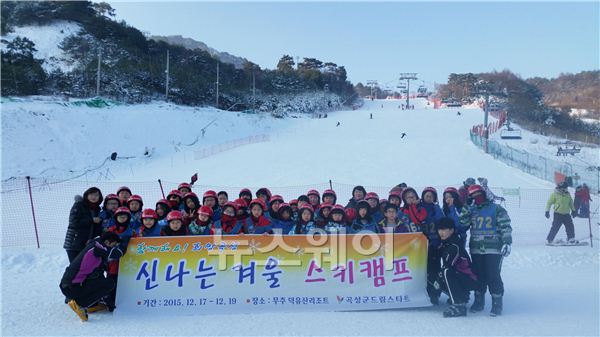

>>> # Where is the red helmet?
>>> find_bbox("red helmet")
[256,187,272,199]
[166,210,183,222]
[319,202,333,210]
[198,205,213,217]
[443,187,459,195]
[468,184,485,196]
[330,204,346,215]
[249,198,267,211]
[127,194,143,207]
[388,190,402,199]
[239,188,252,198]
[103,193,119,206]
[322,189,336,198]
[289,199,299,206]
[298,203,314,214]
[167,189,183,199]
[278,203,292,215]
[156,199,169,208]
[203,190,217,202]
[115,207,132,217]
[222,201,239,214]
[178,182,192,191]
[307,189,320,198]
[232,198,247,209]
[421,187,438,202]
[365,192,380,200]
[344,208,356,222]
[269,195,284,204]
[141,208,158,220]
[183,192,199,201]
[116,186,131,195]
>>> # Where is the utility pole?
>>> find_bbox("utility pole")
[216,62,220,108]
[399,73,417,109]
[165,49,170,101]
[472,85,506,153]
[367,80,378,99]
[96,48,101,96]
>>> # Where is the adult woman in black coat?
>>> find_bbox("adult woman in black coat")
[63,187,103,262]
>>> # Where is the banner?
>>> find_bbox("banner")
[116,233,429,315]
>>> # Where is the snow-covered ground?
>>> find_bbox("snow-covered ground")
[0,21,82,73]
[1,98,599,336]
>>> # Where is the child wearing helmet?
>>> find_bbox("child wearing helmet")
[293,204,316,234]
[272,203,295,235]
[178,182,192,195]
[166,190,184,211]
[431,217,478,318]
[127,195,144,231]
[155,199,170,227]
[100,193,119,232]
[459,184,512,317]
[182,192,201,227]
[315,203,333,229]
[322,189,337,205]
[365,192,383,224]
[266,195,284,221]
[189,206,215,235]
[116,186,132,207]
[307,190,321,212]
[325,205,348,234]
[214,202,245,235]
[545,181,577,244]
[135,209,162,237]
[161,210,188,236]
[349,200,378,234]
[246,199,272,234]
[105,206,134,311]
[203,190,221,222]
[289,199,299,221]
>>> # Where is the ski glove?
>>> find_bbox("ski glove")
[500,244,511,257]
[544,211,550,219]
[571,211,577,218]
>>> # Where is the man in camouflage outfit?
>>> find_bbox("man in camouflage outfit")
[460,184,512,316]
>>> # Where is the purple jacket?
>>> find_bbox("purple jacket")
[60,237,123,286]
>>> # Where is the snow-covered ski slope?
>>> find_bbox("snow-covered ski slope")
[1,97,598,336]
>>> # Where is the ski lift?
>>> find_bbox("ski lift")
[500,121,522,139]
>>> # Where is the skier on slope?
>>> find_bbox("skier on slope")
[545,181,578,245]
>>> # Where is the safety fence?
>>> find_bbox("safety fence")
[193,134,269,160]
[1,177,597,248]
[469,131,600,193]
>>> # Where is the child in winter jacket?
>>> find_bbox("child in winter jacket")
[135,209,162,237]
[166,190,184,211]
[365,192,384,224]
[293,204,316,234]
[266,195,284,221]
[161,210,188,236]
[246,199,273,234]
[377,203,419,233]
[420,187,445,305]
[203,190,222,222]
[214,202,245,235]
[155,199,170,227]
[325,205,347,234]
[349,200,378,233]
[126,195,143,231]
[189,206,215,235]
[442,187,467,245]
[431,217,478,318]
[272,203,295,234]
[315,203,333,229]
[182,192,201,227]
[100,193,119,232]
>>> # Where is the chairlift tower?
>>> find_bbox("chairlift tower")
[399,73,417,108]
[367,80,378,99]
[472,85,507,153]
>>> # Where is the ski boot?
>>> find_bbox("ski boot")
[87,303,108,313]
[490,294,503,316]
[567,238,579,245]
[443,303,467,317]
[68,300,88,322]
[470,291,485,313]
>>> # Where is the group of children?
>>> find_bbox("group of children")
[61,178,512,320]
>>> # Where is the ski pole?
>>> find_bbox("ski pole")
[588,215,594,248]
[158,179,166,199]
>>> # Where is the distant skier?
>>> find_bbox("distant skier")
[457,111,462,116]
[336,121,341,127]
[401,133,406,138]
[370,113,373,119]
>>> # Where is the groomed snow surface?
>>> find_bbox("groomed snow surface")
[1,98,599,336]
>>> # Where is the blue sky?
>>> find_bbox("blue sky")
[108,1,599,88]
